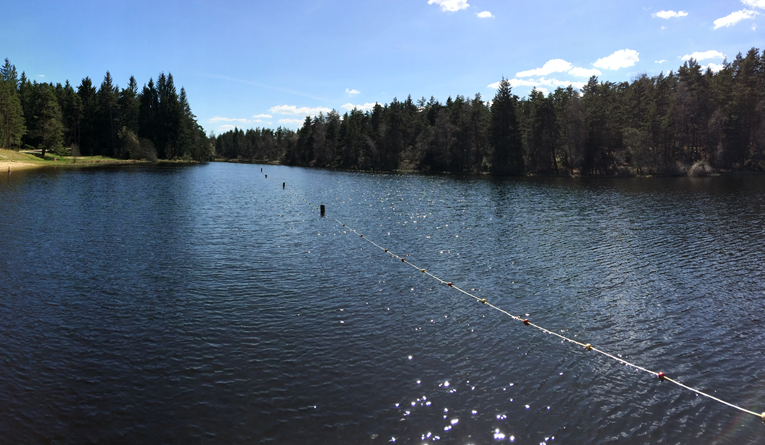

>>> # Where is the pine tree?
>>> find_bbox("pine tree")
[97,71,119,156]
[0,58,26,149]
[490,77,523,175]
[34,83,65,157]
[138,78,158,147]
[119,76,140,133]
[77,77,98,155]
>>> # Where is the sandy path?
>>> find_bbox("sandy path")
[0,161,40,171]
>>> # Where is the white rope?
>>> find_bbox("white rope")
[264,173,764,421]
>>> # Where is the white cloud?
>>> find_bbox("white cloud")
[713,10,758,29]
[742,0,765,9]
[428,0,469,12]
[703,63,725,72]
[269,105,332,116]
[655,59,667,63]
[209,116,249,123]
[341,102,379,112]
[754,23,758,30]
[488,77,586,90]
[38,74,45,78]
[278,118,306,126]
[516,59,573,77]
[654,10,688,19]
[593,49,640,70]
[568,67,602,77]
[253,119,263,123]
[534,87,550,95]
[218,124,238,132]
[680,50,724,61]
[346,88,360,96]
[476,11,493,18]
[253,113,272,118]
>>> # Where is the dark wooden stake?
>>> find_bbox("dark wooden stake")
[320,205,325,216]
[283,182,285,189]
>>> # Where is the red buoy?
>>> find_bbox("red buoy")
[658,372,665,380]
[447,282,453,287]
[523,319,530,325]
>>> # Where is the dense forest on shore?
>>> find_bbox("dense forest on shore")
[0,59,212,162]
[215,48,765,176]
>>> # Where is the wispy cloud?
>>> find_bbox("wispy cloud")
[713,9,758,29]
[593,49,639,70]
[278,118,306,126]
[209,116,249,123]
[253,114,272,118]
[197,73,331,102]
[218,124,239,132]
[654,10,688,19]
[488,77,586,90]
[346,88,360,96]
[428,0,469,12]
[269,105,332,116]
[476,11,493,18]
[516,59,573,77]
[703,63,725,72]
[568,67,601,77]
[38,74,45,78]
[743,0,765,9]
[680,50,724,61]
[341,102,379,112]
[655,59,668,63]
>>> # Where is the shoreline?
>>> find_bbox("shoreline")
[1,148,199,173]
[1,159,159,172]
[214,159,765,179]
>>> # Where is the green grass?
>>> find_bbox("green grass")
[0,148,156,166]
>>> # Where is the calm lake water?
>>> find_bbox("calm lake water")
[1,163,764,444]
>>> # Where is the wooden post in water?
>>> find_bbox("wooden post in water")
[261,168,262,172]
[283,182,285,189]
[320,205,325,216]
[265,174,267,178]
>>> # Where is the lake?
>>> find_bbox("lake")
[1,163,764,444]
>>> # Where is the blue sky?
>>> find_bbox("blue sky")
[2,0,763,134]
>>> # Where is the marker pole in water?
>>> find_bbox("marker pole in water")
[283,182,285,189]
[320,205,325,216]
[265,174,267,178]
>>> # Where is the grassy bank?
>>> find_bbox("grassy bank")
[1,148,195,171]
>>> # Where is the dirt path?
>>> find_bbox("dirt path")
[0,161,40,171]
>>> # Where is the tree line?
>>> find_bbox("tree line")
[213,48,765,176]
[0,58,213,162]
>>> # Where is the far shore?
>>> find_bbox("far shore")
[215,158,765,178]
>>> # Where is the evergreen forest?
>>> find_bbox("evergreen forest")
[0,59,213,162]
[214,48,765,176]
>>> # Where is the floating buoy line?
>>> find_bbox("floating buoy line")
[263,173,764,422]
